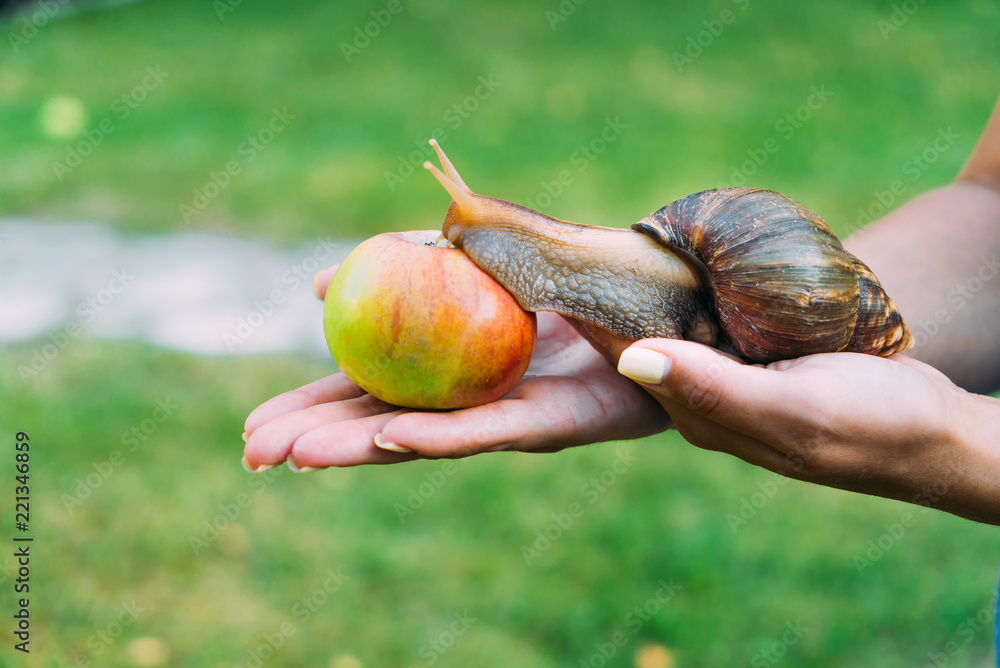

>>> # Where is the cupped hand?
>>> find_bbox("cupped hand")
[615,339,1000,524]
[242,267,668,472]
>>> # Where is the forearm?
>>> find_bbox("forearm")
[845,181,1000,393]
[941,392,1000,524]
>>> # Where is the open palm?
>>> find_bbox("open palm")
[243,309,669,471]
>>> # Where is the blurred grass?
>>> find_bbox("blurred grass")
[2,0,1000,666]
[3,340,1000,667]
[1,0,998,241]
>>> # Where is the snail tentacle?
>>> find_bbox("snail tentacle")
[423,163,477,217]
[428,138,470,190]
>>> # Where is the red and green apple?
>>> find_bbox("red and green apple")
[323,230,537,409]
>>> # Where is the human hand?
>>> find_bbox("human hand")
[241,267,669,472]
[615,339,1000,524]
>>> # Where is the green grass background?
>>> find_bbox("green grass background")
[2,0,1000,666]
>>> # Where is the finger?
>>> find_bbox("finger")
[616,339,799,443]
[245,374,366,433]
[313,264,340,300]
[378,375,666,457]
[656,396,804,477]
[378,399,555,457]
[564,318,636,367]
[289,410,419,469]
[890,352,957,384]
[243,394,397,469]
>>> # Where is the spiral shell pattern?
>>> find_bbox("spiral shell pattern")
[633,188,912,363]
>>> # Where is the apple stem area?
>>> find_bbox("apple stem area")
[427,236,456,248]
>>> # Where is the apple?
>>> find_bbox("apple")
[323,230,537,409]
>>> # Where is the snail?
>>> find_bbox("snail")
[421,139,912,364]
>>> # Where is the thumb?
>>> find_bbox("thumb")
[313,264,340,300]
[617,339,754,418]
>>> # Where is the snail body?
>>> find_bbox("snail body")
[423,140,912,364]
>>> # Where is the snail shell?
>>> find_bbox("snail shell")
[423,141,912,364]
[635,188,912,362]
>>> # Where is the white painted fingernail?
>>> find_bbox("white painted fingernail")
[242,456,277,474]
[242,431,249,443]
[617,347,671,385]
[375,433,412,453]
[286,458,319,473]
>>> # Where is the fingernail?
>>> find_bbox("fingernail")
[374,433,412,453]
[617,347,671,385]
[242,456,277,474]
[287,458,320,473]
[242,431,249,443]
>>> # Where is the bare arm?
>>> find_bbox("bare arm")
[845,95,1000,394]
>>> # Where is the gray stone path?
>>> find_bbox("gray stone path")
[0,219,356,358]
